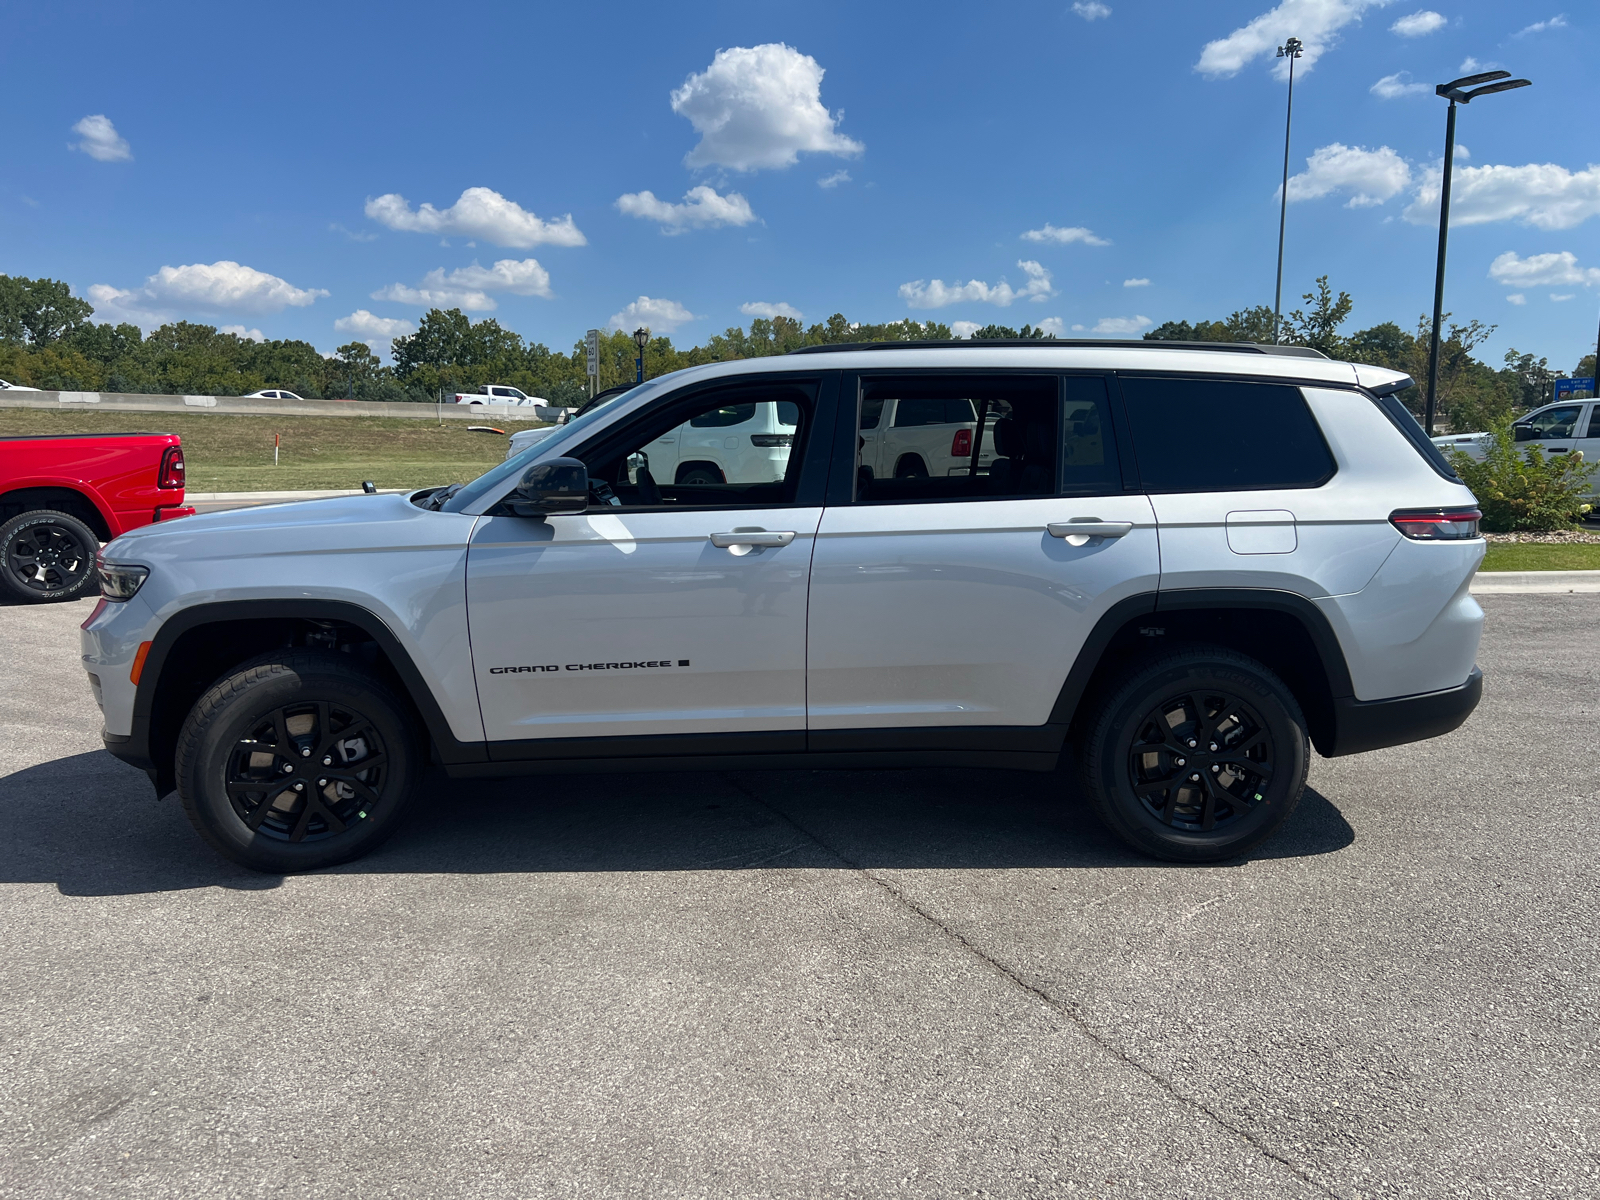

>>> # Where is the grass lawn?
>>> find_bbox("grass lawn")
[1480,542,1600,571]
[0,408,547,492]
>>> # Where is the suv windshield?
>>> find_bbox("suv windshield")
[438,383,648,513]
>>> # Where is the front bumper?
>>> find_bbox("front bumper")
[1324,666,1483,757]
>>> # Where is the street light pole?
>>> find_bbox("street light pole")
[1272,37,1303,345]
[1423,69,1532,436]
[633,327,649,385]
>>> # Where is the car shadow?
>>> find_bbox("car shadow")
[0,752,1356,897]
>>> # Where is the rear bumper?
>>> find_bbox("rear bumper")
[154,505,195,522]
[1324,666,1483,757]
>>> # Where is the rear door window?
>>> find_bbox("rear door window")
[1119,377,1336,493]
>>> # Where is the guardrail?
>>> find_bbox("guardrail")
[0,390,567,422]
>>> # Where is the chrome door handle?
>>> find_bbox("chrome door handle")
[1048,520,1134,541]
[710,531,796,548]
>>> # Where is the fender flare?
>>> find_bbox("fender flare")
[124,599,486,792]
[1046,588,1355,729]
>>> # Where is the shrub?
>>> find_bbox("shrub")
[1449,422,1594,532]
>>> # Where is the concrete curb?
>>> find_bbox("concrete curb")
[186,488,409,514]
[1472,570,1600,594]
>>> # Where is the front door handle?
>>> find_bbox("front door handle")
[710,530,796,548]
[1048,520,1134,542]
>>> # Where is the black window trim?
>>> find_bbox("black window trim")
[828,367,1138,507]
[1113,371,1340,494]
[553,370,839,513]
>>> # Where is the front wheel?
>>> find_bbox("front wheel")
[1081,647,1309,862]
[174,651,424,872]
[0,510,100,603]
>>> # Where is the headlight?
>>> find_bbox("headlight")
[97,557,149,600]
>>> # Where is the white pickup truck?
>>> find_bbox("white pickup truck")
[454,385,570,423]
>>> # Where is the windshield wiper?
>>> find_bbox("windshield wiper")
[424,483,463,511]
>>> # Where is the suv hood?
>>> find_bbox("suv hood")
[101,492,471,561]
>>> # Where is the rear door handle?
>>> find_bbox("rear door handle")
[1048,520,1134,541]
[710,531,796,548]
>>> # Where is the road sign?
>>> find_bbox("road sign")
[585,329,600,378]
[1555,377,1595,398]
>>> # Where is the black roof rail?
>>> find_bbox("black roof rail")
[786,338,1329,360]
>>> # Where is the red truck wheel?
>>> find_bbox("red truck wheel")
[0,511,100,603]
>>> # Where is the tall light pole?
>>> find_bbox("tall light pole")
[633,327,649,385]
[1272,37,1303,345]
[1423,69,1531,435]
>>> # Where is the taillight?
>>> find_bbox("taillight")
[750,434,793,447]
[1390,507,1481,540]
[158,445,185,489]
[951,428,972,457]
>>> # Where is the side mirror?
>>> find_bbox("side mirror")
[508,457,588,517]
[1513,424,1536,442]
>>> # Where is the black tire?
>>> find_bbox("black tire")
[894,455,929,479]
[174,650,424,872]
[1081,646,1309,863]
[0,509,100,603]
[677,464,724,486]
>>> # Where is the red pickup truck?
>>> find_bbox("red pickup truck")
[0,432,193,603]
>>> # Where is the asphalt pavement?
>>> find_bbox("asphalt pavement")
[0,594,1595,1199]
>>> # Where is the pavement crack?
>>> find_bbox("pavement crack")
[720,773,1344,1200]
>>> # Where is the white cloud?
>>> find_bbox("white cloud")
[370,258,553,311]
[899,260,1056,309]
[671,43,863,171]
[89,261,327,327]
[364,187,585,248]
[1123,277,1151,288]
[616,185,757,234]
[1371,71,1430,99]
[1071,324,1087,331]
[1022,223,1110,246]
[1037,317,1067,336]
[1285,143,1411,207]
[1197,0,1391,79]
[1506,293,1526,305]
[817,170,852,188]
[1487,250,1600,289]
[220,325,265,342]
[740,301,803,321]
[329,222,378,243]
[951,321,981,338]
[335,310,417,339]
[1551,293,1575,302]
[609,296,697,333]
[1516,15,1567,36]
[70,114,131,162]
[1072,2,1112,19]
[1404,163,1600,230]
[1390,9,1445,36]
[1091,315,1153,335]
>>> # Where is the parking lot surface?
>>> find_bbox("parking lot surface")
[0,595,1595,1198]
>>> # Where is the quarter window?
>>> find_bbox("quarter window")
[1120,377,1336,493]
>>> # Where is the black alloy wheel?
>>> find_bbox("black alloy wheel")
[175,651,422,872]
[0,510,100,603]
[1081,647,1308,862]
[225,701,389,844]
[1127,689,1273,833]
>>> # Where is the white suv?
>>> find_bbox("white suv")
[84,341,1485,872]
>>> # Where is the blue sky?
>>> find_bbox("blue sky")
[5,0,1597,372]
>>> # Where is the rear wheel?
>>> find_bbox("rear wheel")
[894,455,929,479]
[677,464,724,486]
[1081,647,1308,862]
[174,651,424,872]
[0,510,100,603]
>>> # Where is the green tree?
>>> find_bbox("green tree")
[0,275,95,346]
[1501,348,1555,409]
[1346,321,1414,370]
[1449,422,1593,531]
[1282,276,1353,357]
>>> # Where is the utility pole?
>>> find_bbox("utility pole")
[1272,37,1303,345]
[1423,69,1532,435]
